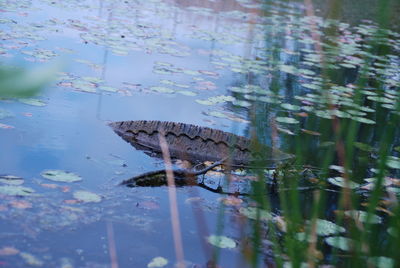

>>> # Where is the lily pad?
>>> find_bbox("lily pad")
[147,257,168,268]
[328,177,360,189]
[275,117,299,124]
[386,156,400,169]
[41,170,82,182]
[344,210,382,224]
[368,257,394,268]
[0,109,13,119]
[0,185,35,196]
[0,175,24,185]
[239,207,273,221]
[73,190,102,203]
[325,236,353,251]
[18,98,47,107]
[207,235,236,249]
[315,219,346,236]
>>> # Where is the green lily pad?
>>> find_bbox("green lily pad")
[0,175,24,185]
[386,156,400,169]
[281,103,301,111]
[73,190,102,203]
[276,117,299,124]
[344,210,382,224]
[0,109,14,119]
[325,236,353,251]
[0,185,35,196]
[315,219,346,236]
[239,207,273,221]
[352,117,375,124]
[149,86,174,93]
[41,170,82,182]
[18,98,47,107]
[328,177,360,189]
[147,257,168,268]
[207,235,236,249]
[353,142,374,152]
[368,257,394,268]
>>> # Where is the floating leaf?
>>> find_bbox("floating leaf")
[73,190,102,203]
[368,257,394,268]
[352,117,375,124]
[0,185,35,196]
[344,210,382,224]
[147,257,168,268]
[149,86,174,93]
[328,177,360,189]
[0,175,24,185]
[18,98,47,107]
[239,207,273,221]
[353,142,373,152]
[325,236,353,251]
[41,170,82,182]
[20,252,43,267]
[386,156,400,169]
[315,219,345,236]
[281,103,300,111]
[0,109,13,119]
[275,117,299,124]
[207,235,236,249]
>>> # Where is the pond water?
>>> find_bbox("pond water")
[1,0,400,267]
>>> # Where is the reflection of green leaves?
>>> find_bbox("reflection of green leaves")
[41,170,82,182]
[0,62,60,98]
[207,235,236,249]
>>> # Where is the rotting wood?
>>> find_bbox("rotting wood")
[109,120,293,167]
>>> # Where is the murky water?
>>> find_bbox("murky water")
[1,0,400,267]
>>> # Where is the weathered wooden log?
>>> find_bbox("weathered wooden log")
[109,120,293,167]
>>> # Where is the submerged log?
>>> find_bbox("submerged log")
[109,120,293,167]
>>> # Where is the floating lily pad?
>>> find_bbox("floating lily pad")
[0,185,35,196]
[207,235,236,249]
[18,98,47,107]
[20,252,43,267]
[147,257,168,268]
[0,175,24,185]
[315,219,346,236]
[344,210,382,224]
[149,86,174,93]
[325,236,353,251]
[73,190,102,203]
[328,177,360,189]
[41,170,82,182]
[276,117,299,124]
[239,207,273,221]
[386,156,400,169]
[368,257,394,268]
[0,109,13,119]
